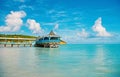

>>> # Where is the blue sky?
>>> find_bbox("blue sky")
[0,0,120,43]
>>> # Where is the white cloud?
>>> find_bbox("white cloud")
[54,24,59,30]
[19,5,34,10]
[92,17,111,37]
[27,19,43,34]
[0,11,26,32]
[77,28,88,38]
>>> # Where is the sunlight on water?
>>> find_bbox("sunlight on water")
[0,44,120,77]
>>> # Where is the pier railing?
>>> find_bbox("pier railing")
[0,37,36,47]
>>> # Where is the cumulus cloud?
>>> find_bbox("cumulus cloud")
[77,28,88,38]
[54,24,59,30]
[92,17,111,37]
[0,11,26,32]
[27,19,43,34]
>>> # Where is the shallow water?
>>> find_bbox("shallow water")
[0,44,120,77]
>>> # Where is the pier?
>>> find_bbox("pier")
[0,37,36,47]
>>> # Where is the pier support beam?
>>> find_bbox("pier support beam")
[17,44,20,47]
[11,44,13,47]
[24,44,25,47]
[30,44,32,47]
[4,44,6,47]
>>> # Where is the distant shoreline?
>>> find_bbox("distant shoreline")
[0,34,67,44]
[0,34,37,38]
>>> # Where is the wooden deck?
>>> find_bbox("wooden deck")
[0,37,36,47]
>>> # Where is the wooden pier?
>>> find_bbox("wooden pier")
[0,37,36,47]
[1,43,33,47]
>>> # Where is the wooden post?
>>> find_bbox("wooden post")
[30,44,32,47]
[4,44,6,47]
[44,44,45,48]
[24,44,25,47]
[17,44,19,47]
[11,44,13,47]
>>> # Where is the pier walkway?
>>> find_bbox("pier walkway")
[0,37,36,47]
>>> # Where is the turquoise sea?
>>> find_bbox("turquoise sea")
[0,44,120,77]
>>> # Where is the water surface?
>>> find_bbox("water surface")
[0,44,120,77]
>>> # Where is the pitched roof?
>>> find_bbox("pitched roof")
[49,30,56,35]
[47,30,60,37]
